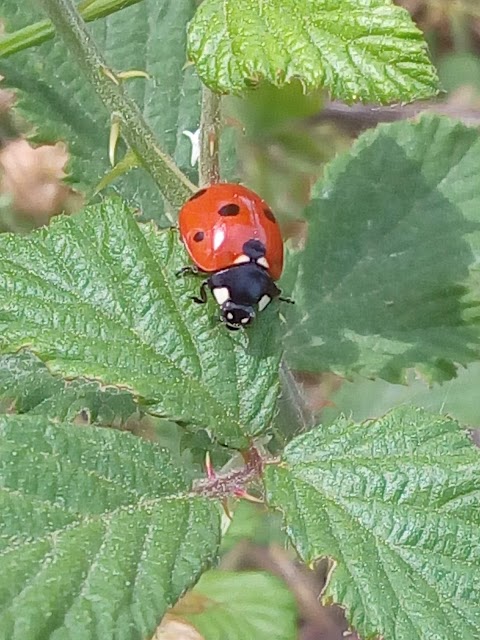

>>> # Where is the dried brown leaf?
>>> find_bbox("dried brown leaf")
[0,75,18,141]
[0,139,83,230]
[171,591,212,616]
[153,614,204,640]
[0,87,15,115]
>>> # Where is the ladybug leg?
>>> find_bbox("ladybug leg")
[270,281,294,305]
[268,280,294,305]
[191,280,210,304]
[176,265,199,277]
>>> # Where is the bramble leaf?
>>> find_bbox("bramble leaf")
[0,414,220,640]
[0,352,140,425]
[187,0,439,103]
[265,406,480,640]
[0,199,282,448]
[285,115,480,383]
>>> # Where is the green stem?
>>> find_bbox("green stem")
[199,86,221,185]
[192,444,265,497]
[0,0,143,58]
[41,0,196,210]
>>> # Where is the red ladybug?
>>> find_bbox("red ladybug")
[178,183,292,330]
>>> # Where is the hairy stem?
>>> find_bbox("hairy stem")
[42,0,196,210]
[192,444,265,498]
[199,86,221,185]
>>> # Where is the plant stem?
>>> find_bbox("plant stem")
[279,359,315,431]
[192,443,265,498]
[0,0,143,58]
[199,86,221,185]
[41,0,196,210]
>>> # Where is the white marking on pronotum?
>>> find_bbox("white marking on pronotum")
[213,228,225,251]
[258,295,271,312]
[233,254,250,265]
[241,317,250,324]
[257,257,269,269]
[213,287,230,306]
[227,312,234,321]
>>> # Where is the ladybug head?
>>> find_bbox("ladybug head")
[220,300,255,331]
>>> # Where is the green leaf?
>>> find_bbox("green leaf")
[0,351,140,424]
[219,502,285,554]
[0,199,282,448]
[265,406,480,640]
[0,414,220,640]
[181,571,297,640]
[322,363,480,429]
[0,0,200,223]
[285,114,480,383]
[187,0,439,103]
[437,52,480,93]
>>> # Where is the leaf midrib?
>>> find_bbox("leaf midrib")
[288,473,480,564]
[288,466,480,521]
[0,491,200,561]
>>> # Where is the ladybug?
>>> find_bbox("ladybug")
[178,183,292,330]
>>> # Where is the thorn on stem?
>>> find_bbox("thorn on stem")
[101,65,120,85]
[234,488,263,504]
[221,498,233,520]
[116,70,150,81]
[205,451,216,480]
[109,118,121,166]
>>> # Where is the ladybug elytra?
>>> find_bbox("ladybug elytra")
[178,183,292,330]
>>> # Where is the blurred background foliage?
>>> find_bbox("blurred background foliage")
[2,1,480,638]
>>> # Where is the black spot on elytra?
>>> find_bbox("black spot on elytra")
[219,203,240,216]
[243,239,266,259]
[188,188,207,201]
[193,231,204,242]
[263,207,276,222]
